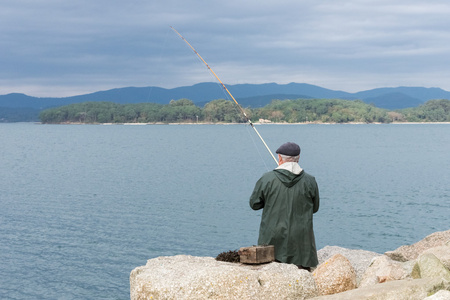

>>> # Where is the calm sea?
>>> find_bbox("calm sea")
[1,123,449,299]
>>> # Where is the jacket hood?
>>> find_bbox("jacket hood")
[273,168,304,187]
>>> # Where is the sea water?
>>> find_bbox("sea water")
[0,123,449,299]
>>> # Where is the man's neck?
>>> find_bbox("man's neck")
[276,162,303,175]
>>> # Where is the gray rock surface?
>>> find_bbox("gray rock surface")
[130,230,450,299]
[415,253,450,281]
[385,229,450,262]
[423,289,450,300]
[359,255,408,288]
[422,245,450,270]
[311,277,450,300]
[130,255,318,300]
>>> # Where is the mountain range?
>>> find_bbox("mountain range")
[1,83,450,117]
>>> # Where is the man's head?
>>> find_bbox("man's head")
[276,142,300,164]
[276,142,300,156]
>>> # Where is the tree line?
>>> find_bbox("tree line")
[39,98,450,124]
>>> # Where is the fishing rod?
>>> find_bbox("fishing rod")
[170,26,278,165]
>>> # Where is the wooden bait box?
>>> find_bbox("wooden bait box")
[238,245,275,264]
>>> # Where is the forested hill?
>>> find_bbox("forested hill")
[39,98,450,124]
[3,83,450,122]
[3,83,450,110]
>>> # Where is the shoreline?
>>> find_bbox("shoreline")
[35,121,450,125]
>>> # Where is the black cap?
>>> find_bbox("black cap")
[276,142,300,156]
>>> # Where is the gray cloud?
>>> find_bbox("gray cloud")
[1,0,450,96]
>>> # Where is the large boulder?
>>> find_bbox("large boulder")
[385,230,450,262]
[414,253,450,281]
[130,255,318,300]
[313,254,357,296]
[359,255,408,288]
[317,246,381,285]
[422,244,450,270]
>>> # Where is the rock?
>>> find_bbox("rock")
[424,289,450,300]
[415,253,450,281]
[130,255,318,300]
[359,255,408,288]
[311,277,450,300]
[403,260,420,279]
[313,254,357,296]
[385,229,450,262]
[317,246,381,285]
[422,245,450,270]
[257,263,318,299]
[131,231,450,299]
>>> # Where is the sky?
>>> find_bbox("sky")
[2,0,450,97]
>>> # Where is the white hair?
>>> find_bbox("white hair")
[279,154,299,162]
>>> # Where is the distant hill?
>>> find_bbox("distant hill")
[362,92,423,110]
[1,83,450,121]
[1,83,343,109]
[0,107,40,122]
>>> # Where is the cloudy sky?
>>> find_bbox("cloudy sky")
[2,0,450,97]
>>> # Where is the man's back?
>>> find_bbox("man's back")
[250,142,320,268]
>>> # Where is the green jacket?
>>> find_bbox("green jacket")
[250,167,320,267]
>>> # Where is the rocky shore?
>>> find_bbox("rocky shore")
[130,229,450,299]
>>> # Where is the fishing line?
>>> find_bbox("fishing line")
[245,124,271,171]
[166,29,236,121]
[170,26,278,165]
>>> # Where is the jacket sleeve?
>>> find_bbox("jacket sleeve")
[249,177,265,210]
[312,179,320,213]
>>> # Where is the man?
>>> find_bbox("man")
[250,142,320,270]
